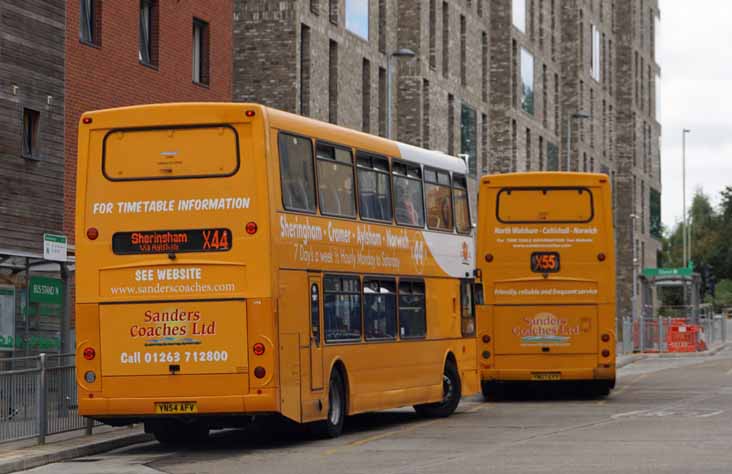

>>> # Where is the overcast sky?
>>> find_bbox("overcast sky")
[659,1,732,228]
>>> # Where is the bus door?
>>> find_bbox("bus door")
[308,275,324,391]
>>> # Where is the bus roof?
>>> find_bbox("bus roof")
[480,172,610,187]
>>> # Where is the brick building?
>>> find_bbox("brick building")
[232,0,663,321]
[64,0,233,242]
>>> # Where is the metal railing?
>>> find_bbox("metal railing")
[0,353,95,445]
[620,313,727,354]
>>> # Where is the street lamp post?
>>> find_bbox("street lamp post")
[682,128,691,268]
[386,48,416,140]
[564,112,591,171]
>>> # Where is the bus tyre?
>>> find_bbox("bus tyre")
[593,381,611,397]
[414,360,461,418]
[313,369,346,438]
[481,381,504,402]
[148,420,209,445]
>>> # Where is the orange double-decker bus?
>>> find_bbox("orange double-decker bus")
[75,103,478,443]
[475,172,616,398]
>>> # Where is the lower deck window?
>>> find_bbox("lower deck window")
[324,275,362,342]
[399,280,426,338]
[364,278,396,340]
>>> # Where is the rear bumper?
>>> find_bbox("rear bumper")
[481,366,615,382]
[79,388,278,418]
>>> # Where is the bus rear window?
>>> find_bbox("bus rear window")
[496,187,594,223]
[103,125,240,181]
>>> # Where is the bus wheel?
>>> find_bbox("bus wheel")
[313,369,346,438]
[414,360,461,418]
[148,420,209,445]
[593,381,611,397]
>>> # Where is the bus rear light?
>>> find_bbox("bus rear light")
[601,349,611,358]
[83,347,96,360]
[84,371,96,383]
[485,253,494,263]
[86,227,99,240]
[246,222,258,235]
[82,117,93,124]
[482,351,491,359]
[253,343,266,356]
[245,110,256,117]
[601,334,610,343]
[254,366,266,379]
[482,335,491,343]
[597,253,606,262]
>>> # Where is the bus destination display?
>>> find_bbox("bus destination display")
[112,229,232,255]
[530,252,560,273]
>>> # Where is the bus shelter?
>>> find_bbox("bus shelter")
[0,248,75,361]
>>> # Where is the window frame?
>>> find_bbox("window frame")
[278,131,318,214]
[397,278,427,340]
[460,279,476,337]
[315,141,358,219]
[21,108,41,160]
[192,18,210,86]
[424,166,455,232]
[363,277,397,341]
[495,186,596,224]
[323,274,363,344]
[391,159,426,229]
[356,151,393,223]
[139,0,158,68]
[451,173,472,235]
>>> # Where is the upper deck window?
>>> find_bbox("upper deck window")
[357,152,392,222]
[392,161,425,227]
[279,133,317,212]
[103,125,239,181]
[424,168,454,231]
[496,187,595,223]
[452,174,471,234]
[316,142,357,218]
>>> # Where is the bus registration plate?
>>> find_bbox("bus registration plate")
[154,402,198,414]
[531,372,561,381]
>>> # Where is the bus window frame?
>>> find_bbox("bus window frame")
[356,151,394,224]
[102,123,241,182]
[452,173,472,235]
[391,159,427,229]
[495,186,595,224]
[424,166,455,233]
[397,278,427,340]
[315,140,358,219]
[277,131,318,214]
[323,273,363,344]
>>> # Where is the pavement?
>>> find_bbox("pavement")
[3,343,731,474]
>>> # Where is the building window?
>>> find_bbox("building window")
[398,280,426,339]
[422,79,431,148]
[329,40,338,124]
[324,275,362,342]
[481,113,488,174]
[525,127,531,170]
[364,278,397,340]
[316,142,356,218]
[520,48,535,115]
[139,0,158,66]
[192,19,210,85]
[442,2,449,78]
[650,188,662,239]
[362,58,371,132]
[300,25,311,116]
[513,0,526,32]
[378,67,386,137]
[481,31,488,102]
[425,168,453,231]
[22,108,40,159]
[279,133,316,212]
[378,0,386,52]
[460,15,466,86]
[79,0,101,46]
[539,136,544,170]
[460,104,477,178]
[345,0,369,40]
[429,0,437,69]
[311,0,320,15]
[393,161,425,227]
[591,24,601,81]
[511,119,517,171]
[448,94,455,155]
[329,0,338,25]
[357,152,392,222]
[547,142,559,171]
